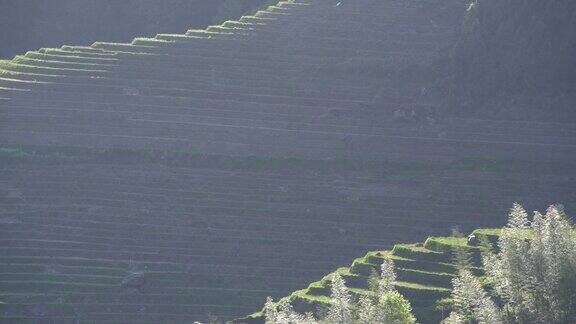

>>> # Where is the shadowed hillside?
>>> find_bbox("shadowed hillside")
[0,0,274,59]
[0,0,574,322]
[450,0,576,120]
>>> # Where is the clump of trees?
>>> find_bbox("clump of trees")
[264,203,576,324]
[446,203,576,323]
[264,258,416,324]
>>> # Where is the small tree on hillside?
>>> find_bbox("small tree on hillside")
[264,257,415,323]
[264,297,317,324]
[357,258,416,324]
[378,258,397,296]
[327,273,353,324]
[357,294,378,324]
[379,290,417,324]
[264,297,281,323]
[450,269,502,323]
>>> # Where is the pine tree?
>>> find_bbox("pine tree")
[357,257,415,324]
[264,258,415,324]
[489,203,533,317]
[474,203,576,323]
[523,206,575,323]
[264,297,280,324]
[442,311,465,324]
[327,273,352,324]
[263,297,319,324]
[451,269,503,323]
[357,294,378,324]
[508,202,529,229]
[378,258,397,296]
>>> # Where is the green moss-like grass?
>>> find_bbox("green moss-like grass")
[238,229,502,324]
[0,60,10,68]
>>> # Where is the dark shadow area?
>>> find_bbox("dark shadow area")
[0,0,574,322]
[449,0,576,120]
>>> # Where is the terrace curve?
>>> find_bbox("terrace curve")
[0,0,575,323]
[237,228,505,323]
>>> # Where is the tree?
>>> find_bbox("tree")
[264,297,281,323]
[448,203,576,324]
[442,311,465,324]
[450,269,502,324]
[357,294,378,324]
[264,257,416,323]
[327,273,353,324]
[357,257,415,324]
[379,290,417,324]
[378,258,397,296]
[263,296,318,324]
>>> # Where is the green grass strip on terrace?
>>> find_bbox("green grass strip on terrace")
[25,51,119,62]
[395,280,450,292]
[85,1,286,52]
[16,57,115,68]
[131,37,176,45]
[5,62,108,73]
[423,237,473,254]
[36,48,118,61]
[472,228,502,237]
[0,86,29,92]
[241,229,505,322]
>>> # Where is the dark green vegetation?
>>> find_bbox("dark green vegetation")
[0,0,574,322]
[0,0,274,59]
[238,228,501,323]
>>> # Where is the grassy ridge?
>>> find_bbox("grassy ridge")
[236,229,501,324]
[0,0,281,59]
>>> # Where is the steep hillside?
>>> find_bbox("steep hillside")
[450,0,576,120]
[236,228,501,323]
[0,0,575,323]
[0,0,275,59]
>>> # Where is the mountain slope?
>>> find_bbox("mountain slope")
[0,0,574,322]
[236,228,501,323]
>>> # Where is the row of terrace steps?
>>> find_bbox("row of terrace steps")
[0,1,463,84]
[236,229,502,324]
[1,148,574,322]
[2,92,574,160]
[6,0,574,159]
[0,149,446,323]
[1,0,574,322]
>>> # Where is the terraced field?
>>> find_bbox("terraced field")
[237,229,501,324]
[0,0,575,323]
